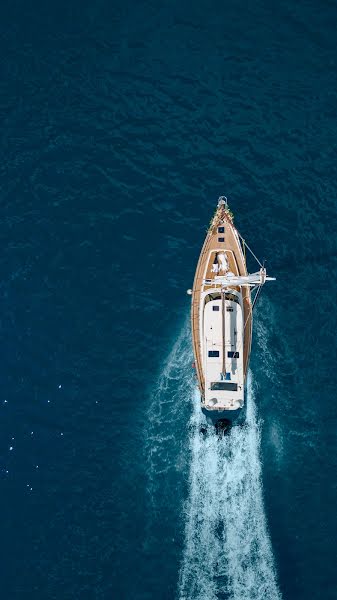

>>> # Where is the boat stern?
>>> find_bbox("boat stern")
[201,402,246,433]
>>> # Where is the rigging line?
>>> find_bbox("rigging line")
[243,284,262,332]
[219,205,263,269]
[239,236,263,268]
[226,216,263,268]
[243,303,252,332]
[243,289,255,332]
[252,284,263,311]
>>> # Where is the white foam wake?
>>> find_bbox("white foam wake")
[145,321,193,512]
[178,376,282,600]
[144,319,281,599]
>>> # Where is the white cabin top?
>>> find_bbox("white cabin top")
[201,288,244,411]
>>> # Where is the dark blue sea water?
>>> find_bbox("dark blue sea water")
[1,1,336,599]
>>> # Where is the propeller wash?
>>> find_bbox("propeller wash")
[178,379,282,600]
[145,323,281,599]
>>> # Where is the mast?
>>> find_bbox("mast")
[222,289,226,376]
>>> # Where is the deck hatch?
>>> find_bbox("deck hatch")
[208,350,220,357]
[228,351,239,358]
[210,382,238,391]
[218,226,224,233]
[218,237,225,242]
[212,306,220,311]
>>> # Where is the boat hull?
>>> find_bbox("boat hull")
[191,200,252,426]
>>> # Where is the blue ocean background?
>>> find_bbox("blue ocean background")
[1,1,336,598]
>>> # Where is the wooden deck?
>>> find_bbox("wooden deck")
[191,204,252,399]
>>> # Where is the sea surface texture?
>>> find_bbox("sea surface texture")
[1,1,336,599]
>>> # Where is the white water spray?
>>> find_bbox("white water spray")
[145,320,281,600]
[145,322,193,512]
[178,377,281,600]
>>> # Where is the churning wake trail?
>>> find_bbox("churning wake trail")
[178,378,282,600]
[145,320,281,600]
[145,321,193,517]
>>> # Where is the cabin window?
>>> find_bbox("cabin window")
[218,227,224,233]
[212,306,220,311]
[204,293,221,305]
[218,237,225,242]
[208,350,220,357]
[210,382,238,391]
[228,351,239,358]
[225,292,240,304]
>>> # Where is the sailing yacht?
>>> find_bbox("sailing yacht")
[189,197,275,432]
